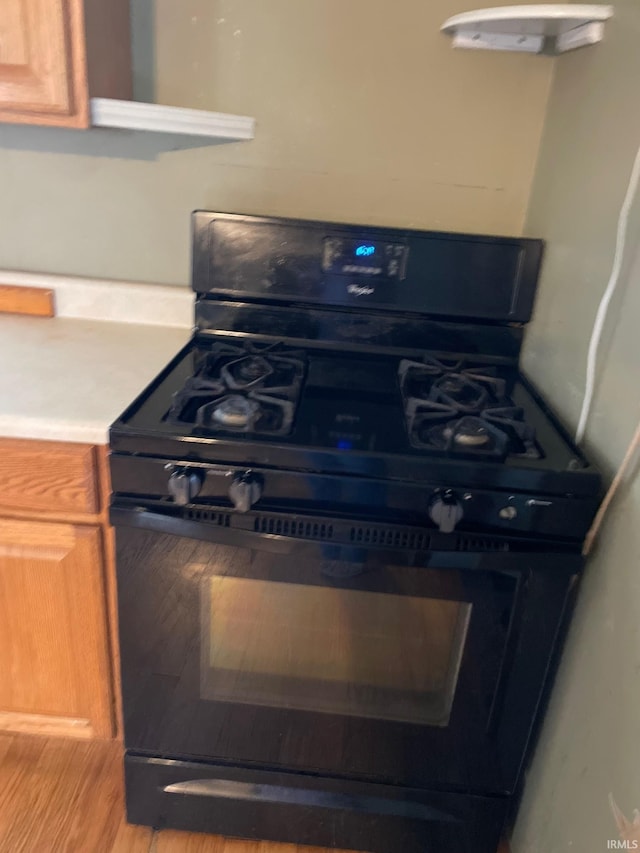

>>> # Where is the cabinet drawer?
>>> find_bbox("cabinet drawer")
[0,439,99,515]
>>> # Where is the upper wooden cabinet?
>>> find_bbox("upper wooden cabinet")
[0,1,255,140]
[0,0,132,128]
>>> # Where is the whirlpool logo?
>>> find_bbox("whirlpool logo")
[347,284,375,296]
[609,794,640,849]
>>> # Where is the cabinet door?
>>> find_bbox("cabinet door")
[0,518,113,738]
[0,0,88,126]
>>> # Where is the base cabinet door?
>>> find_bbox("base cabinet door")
[0,518,113,738]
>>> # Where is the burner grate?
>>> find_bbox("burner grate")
[167,341,306,437]
[399,357,541,461]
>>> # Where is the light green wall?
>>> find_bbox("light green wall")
[0,0,552,285]
[514,1,640,849]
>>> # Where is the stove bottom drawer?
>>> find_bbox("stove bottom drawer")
[124,753,507,853]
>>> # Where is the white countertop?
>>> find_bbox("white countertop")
[0,316,192,444]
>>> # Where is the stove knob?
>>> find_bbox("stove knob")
[428,490,464,534]
[168,469,203,506]
[229,472,262,513]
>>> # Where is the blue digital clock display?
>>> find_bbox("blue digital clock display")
[355,244,376,257]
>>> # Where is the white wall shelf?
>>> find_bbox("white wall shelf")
[441,5,613,54]
[90,98,255,141]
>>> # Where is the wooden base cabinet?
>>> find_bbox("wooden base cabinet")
[0,519,113,738]
[0,439,117,740]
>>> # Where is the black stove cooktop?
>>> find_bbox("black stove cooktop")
[164,340,542,462]
[111,335,596,494]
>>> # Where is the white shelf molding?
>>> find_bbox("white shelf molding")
[441,4,613,54]
[90,98,255,141]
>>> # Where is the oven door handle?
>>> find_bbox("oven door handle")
[110,505,298,553]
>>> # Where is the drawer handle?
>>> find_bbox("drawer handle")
[164,779,456,822]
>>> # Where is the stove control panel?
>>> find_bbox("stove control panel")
[322,236,408,280]
[111,456,596,543]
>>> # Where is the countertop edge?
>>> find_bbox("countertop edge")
[0,418,110,446]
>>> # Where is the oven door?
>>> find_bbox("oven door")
[112,504,578,795]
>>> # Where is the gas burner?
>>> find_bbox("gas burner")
[166,340,305,437]
[430,374,489,413]
[222,356,274,389]
[414,412,508,460]
[193,393,295,435]
[209,395,260,428]
[445,417,492,447]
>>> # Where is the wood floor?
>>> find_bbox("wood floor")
[0,733,510,852]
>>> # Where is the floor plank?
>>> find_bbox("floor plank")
[0,734,149,853]
[0,733,50,853]
[111,816,154,853]
[155,830,226,852]
[0,733,508,853]
[34,739,117,851]
[155,831,360,852]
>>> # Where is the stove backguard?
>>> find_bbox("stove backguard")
[192,211,543,325]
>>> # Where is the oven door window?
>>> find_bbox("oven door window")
[202,575,471,726]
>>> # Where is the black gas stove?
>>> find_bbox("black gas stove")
[110,212,601,853]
